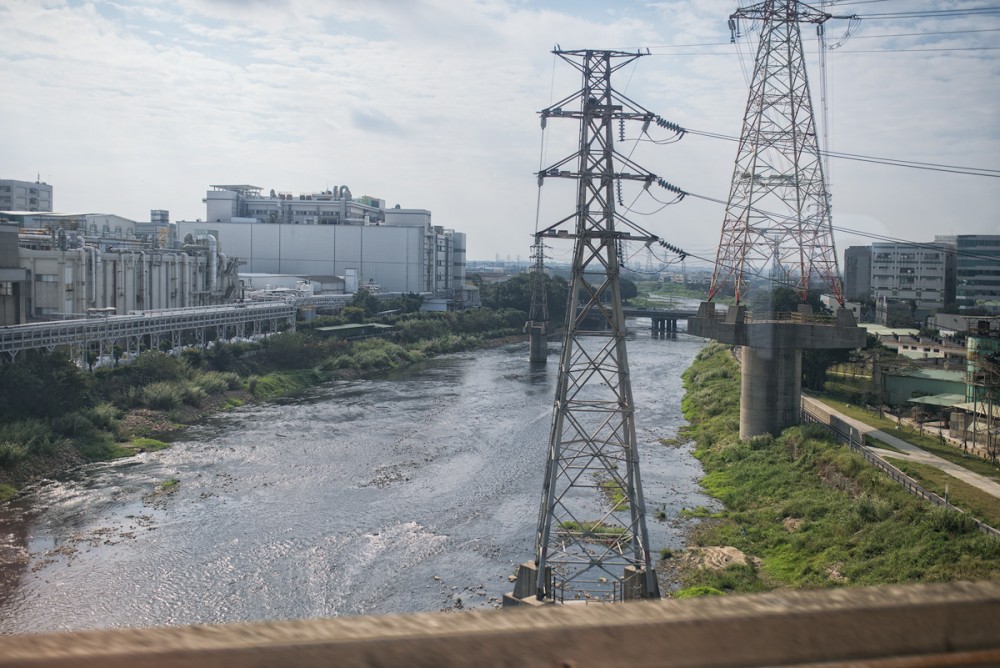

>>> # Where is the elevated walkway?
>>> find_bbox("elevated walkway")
[0,302,297,364]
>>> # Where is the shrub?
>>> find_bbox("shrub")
[852,494,894,524]
[0,441,28,466]
[143,382,183,410]
[927,507,979,535]
[51,412,98,438]
[181,384,208,407]
[193,371,238,395]
[0,420,56,456]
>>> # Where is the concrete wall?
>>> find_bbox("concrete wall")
[177,221,428,294]
[0,582,996,667]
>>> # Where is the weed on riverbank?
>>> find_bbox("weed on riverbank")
[664,344,1000,597]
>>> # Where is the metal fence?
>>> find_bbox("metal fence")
[801,406,1000,538]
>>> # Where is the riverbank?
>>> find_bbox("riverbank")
[0,314,531,499]
[0,325,708,630]
[660,343,1000,597]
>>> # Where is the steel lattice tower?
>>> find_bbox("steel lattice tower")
[709,0,849,307]
[513,48,675,603]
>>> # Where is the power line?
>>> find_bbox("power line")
[845,27,1000,39]
[863,7,1000,19]
[678,189,1000,264]
[682,127,1000,177]
[838,45,1000,52]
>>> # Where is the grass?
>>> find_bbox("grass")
[884,457,1000,529]
[599,478,629,511]
[0,483,16,501]
[130,437,169,452]
[812,395,1000,483]
[159,478,179,491]
[250,370,315,400]
[672,344,1000,596]
[864,436,903,453]
[558,520,629,542]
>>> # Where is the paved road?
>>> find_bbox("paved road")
[801,396,1000,500]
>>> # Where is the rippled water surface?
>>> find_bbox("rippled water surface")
[0,322,709,633]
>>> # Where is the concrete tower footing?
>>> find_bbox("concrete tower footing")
[688,301,867,439]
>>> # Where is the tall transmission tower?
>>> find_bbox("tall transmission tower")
[525,234,550,362]
[507,48,685,605]
[709,0,856,307]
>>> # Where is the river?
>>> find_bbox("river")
[0,320,710,633]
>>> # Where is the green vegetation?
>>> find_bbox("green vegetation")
[130,438,169,452]
[159,478,179,491]
[0,305,531,495]
[559,520,629,542]
[673,586,724,598]
[599,477,629,511]
[812,395,1000,482]
[671,344,1000,597]
[633,280,710,305]
[0,483,16,501]
[884,457,1000,528]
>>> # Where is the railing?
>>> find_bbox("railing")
[801,405,1000,538]
[696,308,837,325]
[745,311,836,325]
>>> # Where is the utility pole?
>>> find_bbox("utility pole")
[506,48,685,605]
[709,0,857,307]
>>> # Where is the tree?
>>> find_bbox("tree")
[619,277,638,303]
[348,290,383,318]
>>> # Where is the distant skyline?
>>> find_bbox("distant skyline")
[2,0,997,265]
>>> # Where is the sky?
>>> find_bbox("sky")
[1,0,998,268]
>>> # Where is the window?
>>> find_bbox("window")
[35,274,57,283]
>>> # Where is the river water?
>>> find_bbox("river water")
[0,320,709,633]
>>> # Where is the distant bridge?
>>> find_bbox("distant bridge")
[622,307,696,333]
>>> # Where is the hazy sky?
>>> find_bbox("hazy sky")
[2,0,997,266]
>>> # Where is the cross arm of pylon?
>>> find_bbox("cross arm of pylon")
[729,0,860,36]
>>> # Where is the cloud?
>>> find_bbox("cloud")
[350,107,407,137]
[0,0,996,261]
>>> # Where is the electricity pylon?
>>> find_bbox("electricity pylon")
[709,0,856,307]
[508,48,684,604]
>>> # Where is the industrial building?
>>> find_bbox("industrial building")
[0,181,240,324]
[0,178,52,212]
[178,184,467,300]
[869,241,954,314]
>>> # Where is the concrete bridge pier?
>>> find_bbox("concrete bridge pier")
[525,322,548,363]
[740,338,802,439]
[688,301,867,439]
[650,317,677,334]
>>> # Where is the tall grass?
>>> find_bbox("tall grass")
[672,344,1000,596]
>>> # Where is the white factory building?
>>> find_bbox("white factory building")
[177,184,467,297]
